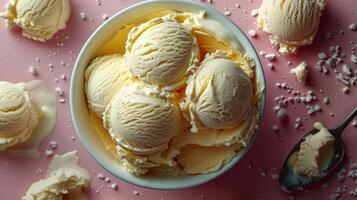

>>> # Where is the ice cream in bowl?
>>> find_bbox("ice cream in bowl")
[70,0,265,189]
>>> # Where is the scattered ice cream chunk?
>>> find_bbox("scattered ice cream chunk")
[294,122,335,177]
[22,151,91,200]
[291,62,308,83]
[103,83,181,156]
[181,52,254,132]
[1,0,71,42]
[257,0,326,54]
[125,15,198,90]
[85,54,131,117]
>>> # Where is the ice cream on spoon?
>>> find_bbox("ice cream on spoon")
[280,106,357,192]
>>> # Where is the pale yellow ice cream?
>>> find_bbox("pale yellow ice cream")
[177,144,241,174]
[291,62,308,83]
[85,11,260,176]
[125,15,199,91]
[181,52,254,133]
[104,83,181,156]
[22,151,91,200]
[1,0,71,42]
[85,54,131,117]
[0,81,40,151]
[295,122,335,178]
[257,0,326,54]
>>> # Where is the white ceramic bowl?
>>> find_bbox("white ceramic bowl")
[70,0,266,190]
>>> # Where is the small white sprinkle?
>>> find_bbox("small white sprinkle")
[251,9,259,17]
[104,177,111,183]
[102,14,108,21]
[224,10,231,16]
[271,174,279,180]
[28,66,38,76]
[323,97,330,104]
[98,173,105,180]
[110,183,118,190]
[45,150,54,157]
[133,191,140,196]
[55,87,64,97]
[352,120,357,127]
[272,125,279,133]
[80,12,87,20]
[350,24,357,31]
[248,29,257,38]
[351,55,357,64]
[265,53,276,62]
[261,171,267,177]
[58,99,66,104]
[60,74,67,81]
[318,52,328,60]
[49,141,57,149]
[343,87,350,94]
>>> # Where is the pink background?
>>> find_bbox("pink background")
[1,0,357,199]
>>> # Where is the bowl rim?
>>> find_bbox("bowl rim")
[70,0,266,190]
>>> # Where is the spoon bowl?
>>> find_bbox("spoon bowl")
[279,131,345,192]
[279,106,357,192]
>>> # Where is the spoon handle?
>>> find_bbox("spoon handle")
[330,106,357,136]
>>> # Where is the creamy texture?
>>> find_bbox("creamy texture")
[125,15,198,91]
[0,81,56,158]
[1,0,71,42]
[104,83,181,156]
[177,144,241,174]
[85,11,259,176]
[258,0,326,54]
[85,54,131,116]
[22,151,91,200]
[181,52,253,133]
[295,122,335,178]
[291,62,308,83]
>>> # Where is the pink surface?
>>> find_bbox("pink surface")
[0,0,357,199]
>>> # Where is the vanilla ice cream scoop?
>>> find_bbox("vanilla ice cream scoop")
[181,52,253,133]
[1,0,71,42]
[85,54,131,116]
[295,122,335,178]
[258,0,326,54]
[104,83,181,156]
[125,15,198,90]
[0,81,40,151]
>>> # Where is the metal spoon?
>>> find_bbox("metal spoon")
[279,106,357,192]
